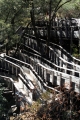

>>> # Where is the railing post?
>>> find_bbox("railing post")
[44,69,46,82]
[37,64,39,75]
[52,71,54,85]
[78,27,80,56]
[54,53,56,64]
[32,38,34,49]
[35,63,37,72]
[60,73,62,89]
[70,26,74,55]
[42,68,44,80]
[59,26,62,46]
[1,59,3,69]
[8,62,9,74]
[70,75,72,119]
[16,67,17,76]
[60,59,62,67]
[12,65,14,74]
[38,64,41,74]
[11,79,14,92]
[49,49,50,59]
[51,52,54,62]
[65,62,67,69]
[5,61,6,70]
[71,70,74,76]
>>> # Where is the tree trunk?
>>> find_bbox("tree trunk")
[46,0,52,58]
[30,3,40,52]
[6,43,8,55]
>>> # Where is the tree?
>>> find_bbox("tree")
[74,0,80,17]
[30,0,73,58]
[0,0,74,55]
[0,0,30,54]
[58,0,80,18]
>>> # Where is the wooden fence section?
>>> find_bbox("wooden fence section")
[0,54,60,96]
[22,35,80,73]
[26,18,79,39]
[17,52,80,93]
[1,53,80,94]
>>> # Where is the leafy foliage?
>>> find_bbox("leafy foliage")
[0,0,30,53]
[59,0,80,18]
[0,0,79,54]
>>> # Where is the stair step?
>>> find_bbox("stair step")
[3,91,13,94]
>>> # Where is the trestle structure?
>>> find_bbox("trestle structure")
[0,50,80,94]
[18,33,80,94]
[22,35,80,73]
[0,52,62,105]
[0,19,80,105]
[23,34,80,64]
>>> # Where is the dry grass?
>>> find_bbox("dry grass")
[10,91,54,120]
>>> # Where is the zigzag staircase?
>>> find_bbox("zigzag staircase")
[20,33,80,93]
[0,30,80,116]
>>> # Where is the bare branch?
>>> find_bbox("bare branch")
[51,0,72,21]
[55,0,62,12]
[5,10,10,23]
[56,0,72,12]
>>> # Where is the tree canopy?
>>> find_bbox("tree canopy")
[0,0,79,53]
[58,0,80,18]
[0,0,30,53]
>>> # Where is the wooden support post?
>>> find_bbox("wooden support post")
[8,62,9,74]
[12,65,13,74]
[70,75,72,119]
[16,67,17,76]
[60,59,62,67]
[5,61,6,70]
[42,68,44,79]
[79,27,80,56]
[59,27,62,46]
[70,26,74,55]
[60,73,62,91]
[52,71,54,85]
[44,69,46,83]
[37,65,39,75]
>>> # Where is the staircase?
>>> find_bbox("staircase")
[17,33,80,94]
[0,26,80,115]
[0,53,46,107]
